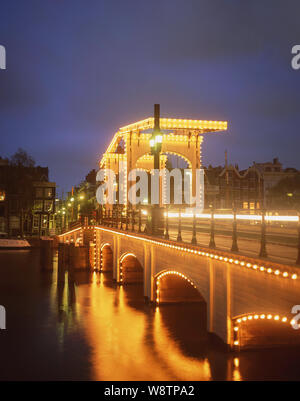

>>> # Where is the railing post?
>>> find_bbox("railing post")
[296,212,300,265]
[125,206,129,231]
[131,207,135,232]
[191,209,197,245]
[120,207,123,230]
[177,207,182,242]
[100,206,103,226]
[231,206,239,252]
[116,206,119,228]
[259,208,267,258]
[165,207,169,240]
[138,206,142,233]
[209,206,216,249]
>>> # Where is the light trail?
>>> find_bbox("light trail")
[163,212,299,222]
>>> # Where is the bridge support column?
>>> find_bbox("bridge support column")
[208,259,214,334]
[113,235,120,281]
[143,243,151,300]
[208,259,232,347]
[150,245,155,302]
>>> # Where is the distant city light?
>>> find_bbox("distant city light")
[165,212,299,222]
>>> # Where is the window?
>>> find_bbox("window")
[41,215,48,228]
[44,200,53,212]
[33,215,39,228]
[35,188,43,198]
[0,190,5,201]
[243,202,248,209]
[45,188,53,198]
[33,200,43,211]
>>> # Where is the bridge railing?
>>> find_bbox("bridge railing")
[97,206,300,266]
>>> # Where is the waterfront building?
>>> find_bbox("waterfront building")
[0,161,56,237]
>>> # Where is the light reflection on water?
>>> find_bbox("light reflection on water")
[1,249,300,381]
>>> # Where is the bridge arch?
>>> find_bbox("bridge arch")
[119,252,143,284]
[154,270,207,305]
[161,151,192,169]
[100,242,113,272]
[231,312,300,350]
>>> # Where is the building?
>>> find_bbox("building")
[203,157,298,210]
[254,158,297,205]
[56,169,98,232]
[218,164,263,210]
[0,161,56,237]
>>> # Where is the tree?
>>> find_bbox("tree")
[267,173,300,209]
[10,148,35,167]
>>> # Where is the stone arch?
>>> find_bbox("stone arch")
[161,151,192,169]
[231,312,300,350]
[100,242,113,272]
[154,270,207,305]
[119,252,143,284]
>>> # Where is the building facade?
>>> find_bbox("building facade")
[0,160,56,237]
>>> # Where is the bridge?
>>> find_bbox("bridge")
[58,108,300,350]
[58,220,300,350]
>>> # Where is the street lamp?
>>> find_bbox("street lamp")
[147,104,164,236]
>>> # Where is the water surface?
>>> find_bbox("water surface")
[0,250,300,380]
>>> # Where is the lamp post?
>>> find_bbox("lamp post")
[148,104,164,236]
[296,212,300,265]
[209,204,216,249]
[259,208,267,258]
[231,204,239,252]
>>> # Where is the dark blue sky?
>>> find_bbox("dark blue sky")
[0,0,300,194]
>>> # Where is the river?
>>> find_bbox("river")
[0,249,300,380]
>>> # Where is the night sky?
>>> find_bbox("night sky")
[1,0,300,195]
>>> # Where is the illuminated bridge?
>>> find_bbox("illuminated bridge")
[58,113,300,350]
[58,218,300,351]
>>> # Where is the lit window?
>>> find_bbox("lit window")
[33,200,43,211]
[45,188,53,198]
[44,200,53,212]
[0,190,5,201]
[42,215,48,228]
[33,215,39,228]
